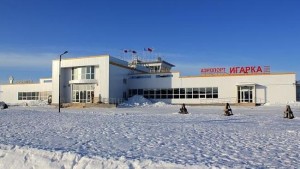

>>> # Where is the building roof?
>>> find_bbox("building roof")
[138,60,175,67]
[182,72,296,78]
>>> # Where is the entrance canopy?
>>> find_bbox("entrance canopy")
[236,83,256,104]
[236,82,256,86]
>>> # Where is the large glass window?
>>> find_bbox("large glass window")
[18,91,52,100]
[149,89,155,99]
[167,89,173,99]
[180,88,185,99]
[174,88,179,99]
[186,88,193,98]
[132,89,138,96]
[156,74,173,78]
[193,88,199,98]
[155,89,161,99]
[161,89,167,99]
[72,66,95,80]
[130,75,151,79]
[213,87,218,98]
[200,88,206,98]
[206,87,213,98]
[138,89,143,95]
[144,89,149,98]
[128,87,218,100]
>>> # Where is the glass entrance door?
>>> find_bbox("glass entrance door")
[240,89,249,103]
[238,86,253,103]
[72,84,94,103]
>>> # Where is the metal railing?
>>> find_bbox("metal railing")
[99,98,125,105]
[195,97,266,105]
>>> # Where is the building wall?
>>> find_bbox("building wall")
[106,56,146,103]
[128,73,296,104]
[297,85,300,101]
[52,55,110,104]
[1,54,297,105]
[97,57,110,103]
[108,64,131,103]
[0,82,52,104]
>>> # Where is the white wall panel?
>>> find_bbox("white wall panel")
[0,83,52,104]
[128,73,296,104]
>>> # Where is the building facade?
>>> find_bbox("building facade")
[0,78,52,104]
[0,55,298,105]
[128,72,296,105]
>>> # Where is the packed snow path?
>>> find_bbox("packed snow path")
[0,105,299,168]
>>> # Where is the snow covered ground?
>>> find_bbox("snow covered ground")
[0,97,300,169]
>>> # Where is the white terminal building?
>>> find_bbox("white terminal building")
[0,54,299,106]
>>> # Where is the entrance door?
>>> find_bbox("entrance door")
[240,89,249,103]
[238,86,253,103]
[72,84,94,103]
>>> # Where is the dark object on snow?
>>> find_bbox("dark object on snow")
[0,101,8,109]
[179,103,188,114]
[224,103,233,116]
[284,105,294,119]
[47,95,52,105]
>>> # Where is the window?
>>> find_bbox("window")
[132,89,137,96]
[72,66,95,80]
[167,89,173,99]
[138,89,143,95]
[200,88,206,98]
[161,89,167,99]
[128,87,218,100]
[174,88,179,99]
[144,89,149,98]
[149,66,161,72]
[130,75,151,79]
[18,91,52,101]
[193,88,199,98]
[156,74,173,78]
[155,89,161,99]
[180,88,185,99]
[40,91,52,100]
[81,68,86,79]
[43,79,52,83]
[206,87,213,98]
[213,87,218,98]
[149,89,155,99]
[186,88,193,98]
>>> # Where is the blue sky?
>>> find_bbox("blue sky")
[1,0,300,82]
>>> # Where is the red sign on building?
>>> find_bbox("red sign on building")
[201,66,271,75]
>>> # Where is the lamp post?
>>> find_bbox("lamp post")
[59,51,68,113]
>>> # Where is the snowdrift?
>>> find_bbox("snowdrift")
[7,100,50,107]
[0,144,201,169]
[118,95,167,107]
